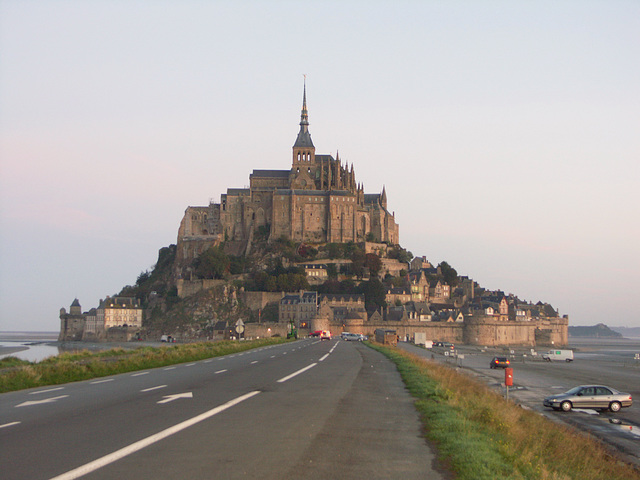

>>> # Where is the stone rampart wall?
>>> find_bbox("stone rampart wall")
[244,322,290,338]
[242,291,284,310]
[177,279,227,298]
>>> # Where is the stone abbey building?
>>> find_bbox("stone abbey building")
[177,85,400,263]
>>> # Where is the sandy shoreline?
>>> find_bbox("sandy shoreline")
[0,346,30,356]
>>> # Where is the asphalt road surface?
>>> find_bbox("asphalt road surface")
[0,339,445,480]
[399,339,640,468]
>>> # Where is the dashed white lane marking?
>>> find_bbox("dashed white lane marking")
[0,421,21,429]
[30,387,64,395]
[49,391,261,480]
[140,385,167,393]
[90,379,114,385]
[15,395,69,408]
[277,363,317,383]
[215,369,227,374]
[185,363,196,367]
[319,354,330,362]
[251,361,258,364]
[204,360,213,363]
[131,372,149,377]
[164,367,176,370]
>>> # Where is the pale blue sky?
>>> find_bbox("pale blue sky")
[1,1,638,331]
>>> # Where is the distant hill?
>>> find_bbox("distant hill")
[610,326,640,339]
[568,323,622,338]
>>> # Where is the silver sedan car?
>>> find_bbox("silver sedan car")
[543,385,633,412]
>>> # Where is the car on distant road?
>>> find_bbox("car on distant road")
[490,357,510,369]
[309,330,322,337]
[342,333,361,341]
[543,385,633,412]
[320,330,332,341]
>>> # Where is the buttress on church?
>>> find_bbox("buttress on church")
[177,85,400,263]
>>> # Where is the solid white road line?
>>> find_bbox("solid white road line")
[277,363,317,383]
[49,391,261,480]
[0,421,21,429]
[30,387,64,395]
[140,385,167,393]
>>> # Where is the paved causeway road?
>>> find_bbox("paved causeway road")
[0,339,445,480]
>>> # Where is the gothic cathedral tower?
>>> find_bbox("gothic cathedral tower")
[291,81,318,190]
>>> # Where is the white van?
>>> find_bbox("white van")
[542,349,574,362]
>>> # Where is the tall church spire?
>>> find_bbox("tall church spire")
[294,78,314,148]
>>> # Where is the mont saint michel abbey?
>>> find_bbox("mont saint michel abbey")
[60,85,568,347]
[177,85,399,263]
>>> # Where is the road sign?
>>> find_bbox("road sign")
[235,319,245,334]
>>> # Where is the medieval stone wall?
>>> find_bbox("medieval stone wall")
[242,291,283,311]
[177,279,227,298]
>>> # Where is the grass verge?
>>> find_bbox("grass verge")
[369,343,640,480]
[0,338,290,393]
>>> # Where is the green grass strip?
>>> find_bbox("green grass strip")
[0,338,290,393]
[369,343,640,480]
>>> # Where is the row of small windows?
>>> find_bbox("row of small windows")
[278,196,354,203]
[296,152,312,162]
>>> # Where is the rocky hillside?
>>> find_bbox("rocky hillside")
[568,323,622,338]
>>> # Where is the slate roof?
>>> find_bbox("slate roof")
[251,170,290,178]
[226,188,250,196]
[364,194,381,204]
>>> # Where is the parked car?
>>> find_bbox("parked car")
[542,349,574,362]
[543,385,633,412]
[309,330,322,337]
[342,333,361,341]
[320,330,332,341]
[490,357,510,369]
[358,334,368,341]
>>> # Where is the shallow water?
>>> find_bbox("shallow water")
[0,332,61,362]
[0,341,61,362]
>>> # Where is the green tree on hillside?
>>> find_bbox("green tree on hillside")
[192,246,230,279]
[438,261,458,287]
[359,278,387,311]
[365,253,382,277]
